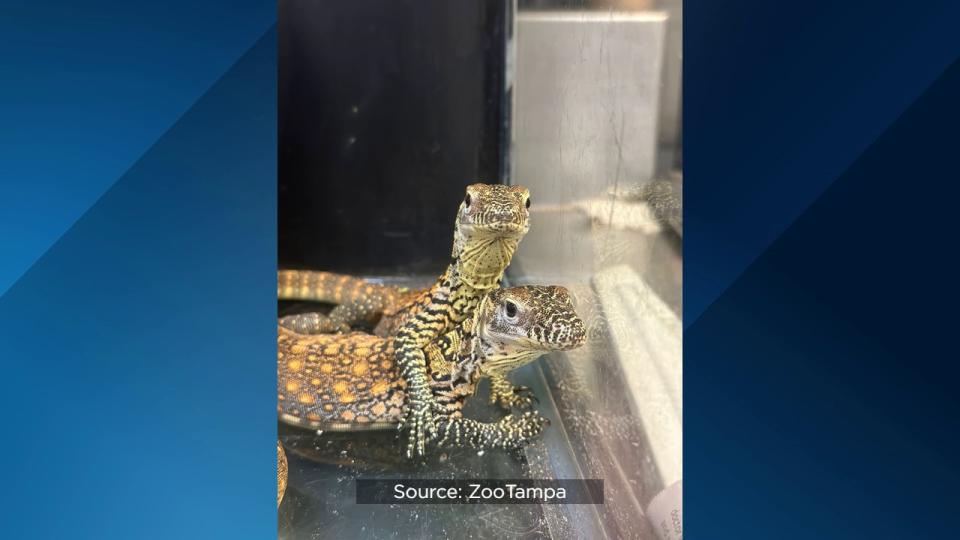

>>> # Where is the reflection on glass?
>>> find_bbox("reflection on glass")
[508,8,682,538]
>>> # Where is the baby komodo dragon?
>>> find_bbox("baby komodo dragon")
[278,183,532,456]
[277,285,585,450]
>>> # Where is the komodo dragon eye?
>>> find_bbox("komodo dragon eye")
[525,197,531,209]
[504,301,518,319]
[464,193,472,208]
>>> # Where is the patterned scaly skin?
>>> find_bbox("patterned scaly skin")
[279,184,531,456]
[277,441,287,507]
[394,185,530,457]
[277,286,585,450]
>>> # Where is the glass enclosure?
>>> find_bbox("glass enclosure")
[279,0,682,538]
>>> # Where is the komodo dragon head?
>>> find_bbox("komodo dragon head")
[451,183,531,290]
[452,285,586,382]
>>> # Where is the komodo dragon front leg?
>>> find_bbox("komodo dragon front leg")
[488,374,538,411]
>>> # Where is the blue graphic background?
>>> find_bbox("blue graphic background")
[0,2,276,537]
[0,1,276,298]
[2,0,960,537]
[686,1,960,538]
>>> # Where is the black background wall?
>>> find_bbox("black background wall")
[278,0,509,274]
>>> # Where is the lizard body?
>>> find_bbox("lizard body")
[277,286,585,449]
[277,441,287,507]
[279,183,532,456]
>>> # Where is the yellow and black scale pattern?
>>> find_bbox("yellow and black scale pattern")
[277,442,287,507]
[278,286,586,450]
[278,183,533,457]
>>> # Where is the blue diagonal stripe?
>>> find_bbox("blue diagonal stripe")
[0,25,277,539]
[0,0,276,298]
[686,55,960,539]
[685,52,960,329]
[685,0,960,326]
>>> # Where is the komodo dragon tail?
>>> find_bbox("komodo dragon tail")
[278,269,388,304]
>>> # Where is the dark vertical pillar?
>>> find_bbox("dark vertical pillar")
[278,0,508,274]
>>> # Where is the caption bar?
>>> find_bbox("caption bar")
[356,479,604,504]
